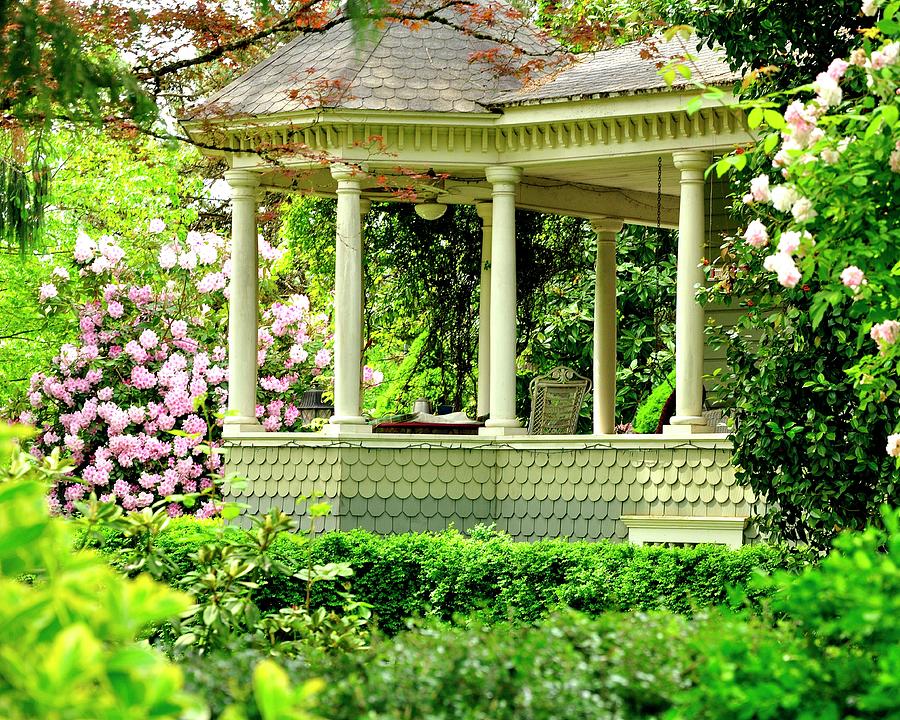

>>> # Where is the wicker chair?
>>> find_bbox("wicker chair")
[527,366,591,435]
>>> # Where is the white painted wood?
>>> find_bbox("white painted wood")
[223,170,262,434]
[622,515,747,548]
[481,166,526,436]
[591,218,622,435]
[475,203,492,419]
[327,165,370,433]
[666,151,711,434]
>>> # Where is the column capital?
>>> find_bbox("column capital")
[224,169,261,199]
[475,202,493,224]
[672,151,709,173]
[590,217,624,237]
[330,163,364,184]
[485,165,523,185]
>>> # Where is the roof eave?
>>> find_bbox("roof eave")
[490,78,740,109]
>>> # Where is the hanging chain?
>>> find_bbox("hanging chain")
[652,157,664,368]
[656,156,662,231]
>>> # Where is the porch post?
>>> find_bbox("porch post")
[327,165,370,433]
[590,218,622,435]
[475,202,492,419]
[359,197,371,368]
[665,151,710,434]
[223,169,262,434]
[481,166,524,436]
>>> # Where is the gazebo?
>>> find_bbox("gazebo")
[184,0,761,546]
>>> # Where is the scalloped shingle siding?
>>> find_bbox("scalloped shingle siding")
[224,442,761,543]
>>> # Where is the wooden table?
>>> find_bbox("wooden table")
[373,421,484,436]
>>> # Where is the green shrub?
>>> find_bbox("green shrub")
[99,519,793,635]
[181,611,694,720]
[0,427,201,719]
[179,511,900,720]
[674,507,900,719]
[632,366,675,432]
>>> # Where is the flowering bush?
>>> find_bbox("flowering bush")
[18,220,346,516]
[704,0,900,545]
[728,1,900,441]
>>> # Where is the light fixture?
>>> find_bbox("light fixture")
[414,202,447,221]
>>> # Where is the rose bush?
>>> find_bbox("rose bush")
[17,219,379,516]
[705,0,900,545]
[726,0,899,438]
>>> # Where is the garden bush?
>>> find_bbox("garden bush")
[181,610,694,720]
[675,506,900,719]
[179,508,900,720]
[96,519,793,635]
[0,425,200,719]
[703,6,900,547]
[632,366,675,433]
[15,219,381,517]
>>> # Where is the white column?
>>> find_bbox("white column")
[481,166,525,436]
[223,169,262,435]
[359,198,371,362]
[475,202,492,420]
[590,218,622,435]
[665,151,710,434]
[327,165,370,434]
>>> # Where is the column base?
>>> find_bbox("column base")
[324,419,372,435]
[663,417,714,436]
[479,424,528,437]
[222,418,264,437]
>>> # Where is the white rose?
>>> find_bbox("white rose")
[791,197,818,224]
[771,184,799,212]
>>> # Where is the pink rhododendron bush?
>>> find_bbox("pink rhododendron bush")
[702,1,900,547]
[18,222,336,516]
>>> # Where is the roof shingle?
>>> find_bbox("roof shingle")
[489,36,738,106]
[188,0,557,118]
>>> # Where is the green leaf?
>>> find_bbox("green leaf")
[221,503,241,520]
[253,660,293,720]
[865,114,885,140]
[762,109,785,130]
[747,106,764,129]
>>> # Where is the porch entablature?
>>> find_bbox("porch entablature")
[189,94,748,176]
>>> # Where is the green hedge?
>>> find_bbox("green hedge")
[181,611,693,720]
[99,519,791,635]
[179,511,900,720]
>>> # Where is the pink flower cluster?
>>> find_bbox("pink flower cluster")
[840,266,866,291]
[870,320,900,352]
[23,220,356,514]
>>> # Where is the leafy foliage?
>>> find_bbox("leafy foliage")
[0,424,200,719]
[182,510,900,720]
[0,0,156,125]
[166,505,372,656]
[710,297,899,547]
[666,0,874,94]
[705,11,900,546]
[182,610,695,720]
[95,518,792,636]
[675,507,900,719]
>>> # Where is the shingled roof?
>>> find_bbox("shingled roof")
[189,0,559,118]
[489,36,738,106]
